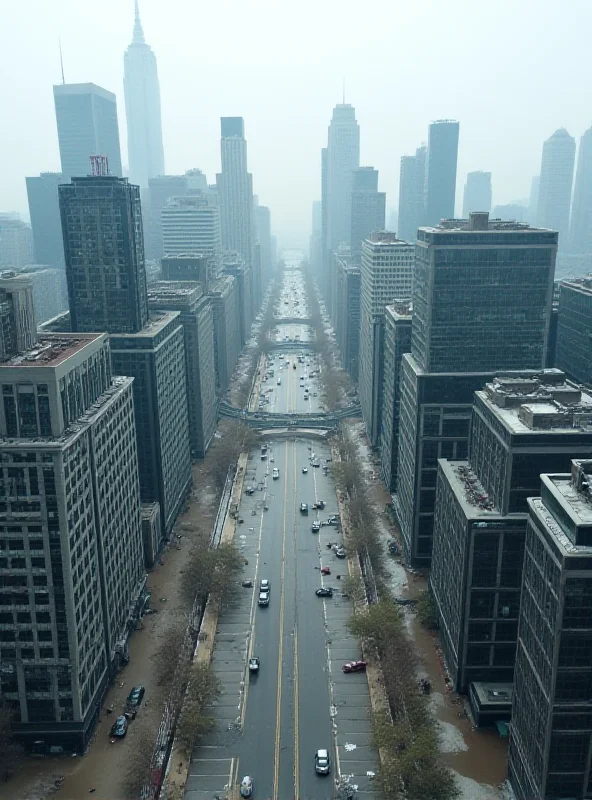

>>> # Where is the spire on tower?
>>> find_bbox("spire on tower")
[132,0,145,44]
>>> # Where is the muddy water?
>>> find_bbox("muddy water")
[0,467,216,800]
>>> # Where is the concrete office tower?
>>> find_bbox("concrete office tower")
[569,126,592,253]
[0,273,37,357]
[396,214,557,565]
[59,175,148,334]
[216,118,254,270]
[310,200,322,271]
[254,203,272,284]
[430,372,592,695]
[326,104,360,251]
[208,275,240,393]
[462,171,492,217]
[555,276,592,384]
[398,145,426,243]
[25,173,65,267]
[123,0,165,188]
[53,83,122,180]
[223,252,252,344]
[146,174,188,260]
[148,282,216,458]
[0,332,144,751]
[359,232,414,446]
[537,128,576,249]
[17,266,69,325]
[425,120,459,227]
[111,312,191,538]
[162,195,222,281]
[320,147,329,294]
[350,167,386,261]
[333,255,361,382]
[161,254,210,285]
[509,460,592,800]
[0,216,33,268]
[380,302,412,492]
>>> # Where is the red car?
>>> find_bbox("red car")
[342,660,367,674]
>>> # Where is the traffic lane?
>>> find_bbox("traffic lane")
[294,445,334,800]
[238,440,290,798]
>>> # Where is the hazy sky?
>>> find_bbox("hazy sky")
[2,0,591,246]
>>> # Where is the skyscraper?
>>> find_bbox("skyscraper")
[569,126,592,254]
[25,173,65,267]
[537,128,576,248]
[254,203,272,284]
[350,167,386,261]
[462,171,492,217]
[146,174,189,260]
[59,175,148,334]
[425,120,460,226]
[53,83,122,180]
[0,216,33,268]
[397,145,426,242]
[123,0,165,188]
[161,195,222,279]
[216,117,254,269]
[326,104,360,250]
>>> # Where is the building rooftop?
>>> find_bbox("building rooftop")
[560,275,592,296]
[420,211,555,236]
[0,333,104,368]
[161,253,208,261]
[385,300,413,319]
[441,460,503,517]
[470,682,513,707]
[110,311,179,340]
[148,281,203,303]
[533,461,592,552]
[477,371,592,434]
[364,231,411,246]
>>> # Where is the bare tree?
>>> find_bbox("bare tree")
[0,701,21,782]
[175,664,221,755]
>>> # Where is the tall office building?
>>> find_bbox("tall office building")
[359,232,414,447]
[208,276,240,394]
[254,203,272,284]
[148,282,217,458]
[528,175,540,224]
[0,216,33,268]
[223,253,252,345]
[397,145,426,243]
[396,214,557,565]
[0,331,144,750]
[537,128,576,249]
[25,173,65,267]
[123,0,165,188]
[0,273,37,357]
[425,120,460,227]
[310,200,322,271]
[17,266,69,325]
[319,147,329,298]
[555,276,592,384]
[569,126,592,254]
[59,175,148,334]
[216,117,254,269]
[333,257,361,382]
[350,167,386,261]
[509,460,592,800]
[53,83,122,180]
[431,372,592,694]
[161,195,222,278]
[326,104,360,251]
[462,171,492,217]
[146,174,188,260]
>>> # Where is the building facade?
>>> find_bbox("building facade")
[425,120,459,227]
[0,333,144,750]
[223,253,252,344]
[380,302,412,492]
[53,83,122,180]
[334,258,361,382]
[326,104,360,251]
[569,126,592,255]
[556,277,592,384]
[397,145,426,243]
[146,174,188,261]
[350,167,386,261]
[0,217,33,269]
[59,176,148,334]
[462,171,492,217]
[536,128,576,250]
[359,233,414,446]
[216,117,254,269]
[161,194,222,279]
[17,266,68,326]
[208,276,240,394]
[123,1,165,188]
[25,173,65,267]
[509,460,592,800]
[111,312,191,539]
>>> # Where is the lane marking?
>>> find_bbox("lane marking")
[292,437,299,800]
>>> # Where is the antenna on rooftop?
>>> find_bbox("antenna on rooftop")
[59,37,65,84]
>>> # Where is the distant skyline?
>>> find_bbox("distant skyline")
[2,0,592,246]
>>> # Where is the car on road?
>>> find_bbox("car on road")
[126,685,145,707]
[258,591,269,606]
[248,657,260,673]
[110,715,128,738]
[334,547,347,559]
[302,466,308,474]
[300,503,308,514]
[272,468,279,479]
[240,776,254,797]
[315,749,331,775]
[311,521,320,532]
[245,485,255,495]
[343,660,367,673]
[260,579,270,593]
[316,587,333,598]
[327,515,339,525]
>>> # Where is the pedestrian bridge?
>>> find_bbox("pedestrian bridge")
[273,316,312,325]
[219,401,361,430]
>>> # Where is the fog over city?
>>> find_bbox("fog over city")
[2,0,592,244]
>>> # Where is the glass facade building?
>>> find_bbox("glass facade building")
[556,277,592,385]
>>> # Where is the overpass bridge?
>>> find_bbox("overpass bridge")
[266,341,315,352]
[219,401,361,430]
[273,316,312,325]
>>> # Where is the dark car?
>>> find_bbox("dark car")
[343,660,367,673]
[300,503,309,514]
[316,587,334,598]
[335,547,347,559]
[127,685,145,707]
[110,715,128,738]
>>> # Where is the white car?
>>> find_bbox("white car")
[240,776,253,797]
[302,467,308,474]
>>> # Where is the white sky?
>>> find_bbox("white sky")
[1,0,591,248]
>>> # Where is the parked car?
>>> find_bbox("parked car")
[272,468,280,480]
[240,776,254,797]
[248,657,260,673]
[126,685,145,707]
[311,521,321,533]
[343,661,367,673]
[110,715,128,738]
[315,749,331,775]
[300,503,309,514]
[335,547,347,559]
[302,467,308,474]
[316,587,334,598]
